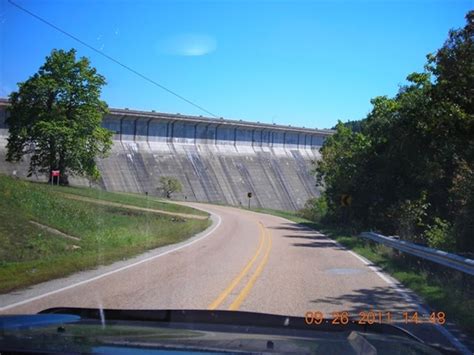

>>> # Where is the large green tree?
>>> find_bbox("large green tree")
[6,49,112,185]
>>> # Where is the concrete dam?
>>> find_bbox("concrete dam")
[0,99,333,210]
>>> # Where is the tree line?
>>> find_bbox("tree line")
[315,11,474,253]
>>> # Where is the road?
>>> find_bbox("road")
[0,202,469,352]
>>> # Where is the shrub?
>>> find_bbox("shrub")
[394,191,430,243]
[298,196,328,222]
[425,218,455,252]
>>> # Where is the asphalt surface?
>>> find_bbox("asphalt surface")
[0,202,470,353]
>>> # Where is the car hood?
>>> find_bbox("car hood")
[0,308,448,354]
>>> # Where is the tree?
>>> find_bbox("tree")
[427,10,474,116]
[314,10,474,252]
[316,121,372,227]
[6,49,112,185]
[158,176,183,198]
[331,119,364,133]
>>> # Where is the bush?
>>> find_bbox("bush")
[393,191,430,243]
[451,161,474,253]
[298,196,328,222]
[157,176,182,198]
[425,218,455,252]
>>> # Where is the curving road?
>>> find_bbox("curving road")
[0,202,469,352]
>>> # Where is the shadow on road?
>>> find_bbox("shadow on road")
[283,234,329,240]
[310,286,415,313]
[268,223,318,232]
[292,241,347,249]
[269,223,346,249]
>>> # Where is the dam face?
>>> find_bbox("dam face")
[0,99,333,210]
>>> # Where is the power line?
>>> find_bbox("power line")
[7,0,219,118]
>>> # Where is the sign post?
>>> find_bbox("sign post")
[247,192,253,209]
[51,170,60,186]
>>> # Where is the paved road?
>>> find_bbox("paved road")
[0,203,468,352]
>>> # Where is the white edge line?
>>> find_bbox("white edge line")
[0,207,222,312]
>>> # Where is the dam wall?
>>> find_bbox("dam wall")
[0,99,333,210]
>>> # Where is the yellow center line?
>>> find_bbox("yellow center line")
[228,222,272,311]
[207,222,266,310]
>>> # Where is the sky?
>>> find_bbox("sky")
[0,0,472,129]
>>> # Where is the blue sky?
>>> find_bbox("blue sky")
[0,0,472,129]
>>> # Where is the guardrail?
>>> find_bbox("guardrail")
[360,232,474,276]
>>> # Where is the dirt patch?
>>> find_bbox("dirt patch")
[29,221,80,241]
[57,193,208,220]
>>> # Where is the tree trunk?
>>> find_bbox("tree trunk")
[58,153,69,186]
[48,138,58,184]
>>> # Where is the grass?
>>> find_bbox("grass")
[50,185,208,216]
[0,175,211,293]
[250,207,303,221]
[250,207,474,337]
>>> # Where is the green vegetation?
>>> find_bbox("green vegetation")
[253,207,474,336]
[297,196,328,223]
[251,207,302,221]
[51,185,208,217]
[332,120,363,133]
[6,49,112,185]
[158,176,183,198]
[0,175,210,293]
[315,11,474,253]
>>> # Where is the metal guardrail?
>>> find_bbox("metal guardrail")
[360,232,474,276]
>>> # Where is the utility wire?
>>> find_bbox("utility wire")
[8,0,219,118]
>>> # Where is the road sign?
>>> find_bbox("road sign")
[51,170,60,177]
[341,194,352,207]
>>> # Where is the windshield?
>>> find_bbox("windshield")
[1,0,473,354]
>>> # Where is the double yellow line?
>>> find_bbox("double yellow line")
[208,221,272,311]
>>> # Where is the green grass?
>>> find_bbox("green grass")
[251,207,302,221]
[250,207,474,337]
[0,175,211,293]
[50,185,208,216]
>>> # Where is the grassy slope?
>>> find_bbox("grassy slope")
[250,207,474,336]
[50,185,208,216]
[0,175,210,293]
